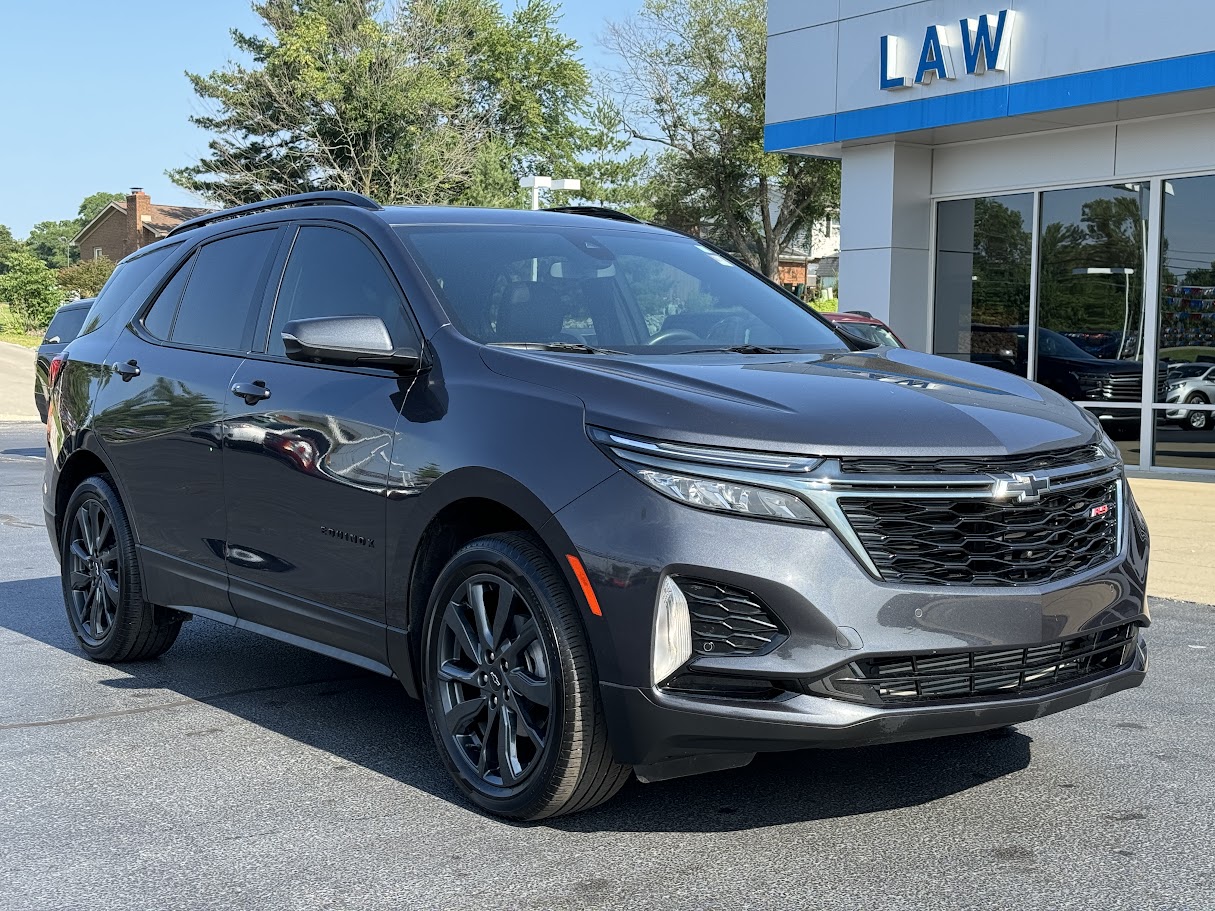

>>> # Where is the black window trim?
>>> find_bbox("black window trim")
[247,218,425,372]
[129,224,288,356]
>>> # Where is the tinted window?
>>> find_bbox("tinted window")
[171,230,277,351]
[395,226,843,353]
[78,244,180,337]
[268,226,412,356]
[42,305,91,344]
[142,255,195,340]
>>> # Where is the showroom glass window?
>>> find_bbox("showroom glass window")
[1155,175,1215,469]
[933,194,1033,376]
[1036,184,1150,373]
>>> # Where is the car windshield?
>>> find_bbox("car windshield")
[1169,363,1210,378]
[393,225,846,354]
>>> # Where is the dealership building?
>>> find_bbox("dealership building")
[766,0,1215,475]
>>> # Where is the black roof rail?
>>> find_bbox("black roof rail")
[544,206,644,224]
[167,191,383,238]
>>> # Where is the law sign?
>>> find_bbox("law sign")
[880,10,1015,91]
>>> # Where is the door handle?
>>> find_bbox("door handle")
[112,359,140,381]
[231,380,271,405]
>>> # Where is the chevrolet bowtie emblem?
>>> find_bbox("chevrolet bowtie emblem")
[992,473,1051,504]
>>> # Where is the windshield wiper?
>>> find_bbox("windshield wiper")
[490,341,631,355]
[674,345,804,355]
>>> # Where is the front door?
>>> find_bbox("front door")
[221,224,419,666]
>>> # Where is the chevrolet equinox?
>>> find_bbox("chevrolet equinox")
[44,192,1150,819]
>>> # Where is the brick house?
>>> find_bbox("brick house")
[72,188,210,263]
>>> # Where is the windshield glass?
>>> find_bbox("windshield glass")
[394,226,845,354]
[1169,363,1210,378]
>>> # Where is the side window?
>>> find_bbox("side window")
[268,226,413,357]
[78,243,180,337]
[169,230,278,351]
[141,254,195,340]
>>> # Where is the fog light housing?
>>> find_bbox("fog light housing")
[653,577,692,684]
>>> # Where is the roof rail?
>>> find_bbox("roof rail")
[166,191,383,238]
[544,206,644,224]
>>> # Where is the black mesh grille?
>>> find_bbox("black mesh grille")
[840,445,1102,476]
[818,623,1138,705]
[677,579,785,657]
[839,479,1119,586]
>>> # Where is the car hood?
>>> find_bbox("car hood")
[480,345,1097,457]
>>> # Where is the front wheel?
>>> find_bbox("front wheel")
[1184,394,1211,431]
[60,475,182,662]
[420,533,629,819]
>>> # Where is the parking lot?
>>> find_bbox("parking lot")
[1,420,1212,910]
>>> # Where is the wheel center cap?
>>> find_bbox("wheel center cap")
[488,670,503,690]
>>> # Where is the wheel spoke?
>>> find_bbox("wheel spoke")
[490,582,515,649]
[501,620,539,665]
[507,667,551,708]
[513,702,546,749]
[96,510,113,552]
[443,603,481,663]
[444,694,487,737]
[86,502,102,553]
[88,588,104,635]
[437,660,479,687]
[101,570,120,602]
[496,707,521,786]
[69,541,90,565]
[69,569,91,591]
[75,510,93,554]
[468,582,493,650]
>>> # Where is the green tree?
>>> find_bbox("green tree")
[25,220,80,269]
[0,225,22,274]
[57,257,116,299]
[170,0,595,209]
[604,0,840,278]
[77,191,125,225]
[0,250,62,331]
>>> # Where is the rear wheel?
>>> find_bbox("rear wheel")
[421,533,629,819]
[60,475,182,662]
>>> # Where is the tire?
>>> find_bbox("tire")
[420,532,630,820]
[1184,393,1211,431]
[60,475,182,662]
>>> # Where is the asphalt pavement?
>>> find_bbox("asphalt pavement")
[0,421,1212,910]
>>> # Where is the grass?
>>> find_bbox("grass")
[0,303,41,348]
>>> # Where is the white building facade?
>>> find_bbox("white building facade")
[766,0,1215,474]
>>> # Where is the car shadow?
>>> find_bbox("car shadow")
[2,575,1032,832]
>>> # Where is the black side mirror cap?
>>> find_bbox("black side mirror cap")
[282,316,428,374]
[833,325,881,350]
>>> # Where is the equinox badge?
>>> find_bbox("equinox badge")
[991,473,1051,504]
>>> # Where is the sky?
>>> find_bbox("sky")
[0,0,640,238]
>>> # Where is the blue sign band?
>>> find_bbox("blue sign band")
[765,50,1215,153]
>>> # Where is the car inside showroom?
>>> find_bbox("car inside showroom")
[766,0,1215,474]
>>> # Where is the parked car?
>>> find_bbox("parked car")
[1163,362,1215,430]
[819,310,905,347]
[34,298,94,422]
[44,193,1149,820]
[965,324,1162,438]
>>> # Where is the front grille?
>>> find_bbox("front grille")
[1097,371,1143,402]
[814,623,1138,705]
[839,479,1119,586]
[840,445,1102,476]
[677,579,785,657]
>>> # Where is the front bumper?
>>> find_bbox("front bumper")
[553,470,1151,771]
[602,637,1147,767]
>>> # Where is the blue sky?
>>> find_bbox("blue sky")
[0,0,639,238]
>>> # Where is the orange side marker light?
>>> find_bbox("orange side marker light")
[565,554,603,617]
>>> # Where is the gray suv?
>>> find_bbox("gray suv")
[43,193,1149,820]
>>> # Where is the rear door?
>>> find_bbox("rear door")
[221,223,418,666]
[93,226,283,615]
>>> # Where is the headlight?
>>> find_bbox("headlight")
[590,427,825,525]
[1075,406,1121,461]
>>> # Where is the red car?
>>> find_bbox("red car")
[820,310,905,348]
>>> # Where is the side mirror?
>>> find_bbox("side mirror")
[832,324,880,350]
[282,315,426,373]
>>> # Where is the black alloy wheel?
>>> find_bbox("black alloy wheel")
[434,572,553,789]
[60,475,182,662]
[421,533,630,820]
[66,497,120,645]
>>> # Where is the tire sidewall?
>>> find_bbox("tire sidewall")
[60,476,137,660]
[420,539,580,818]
